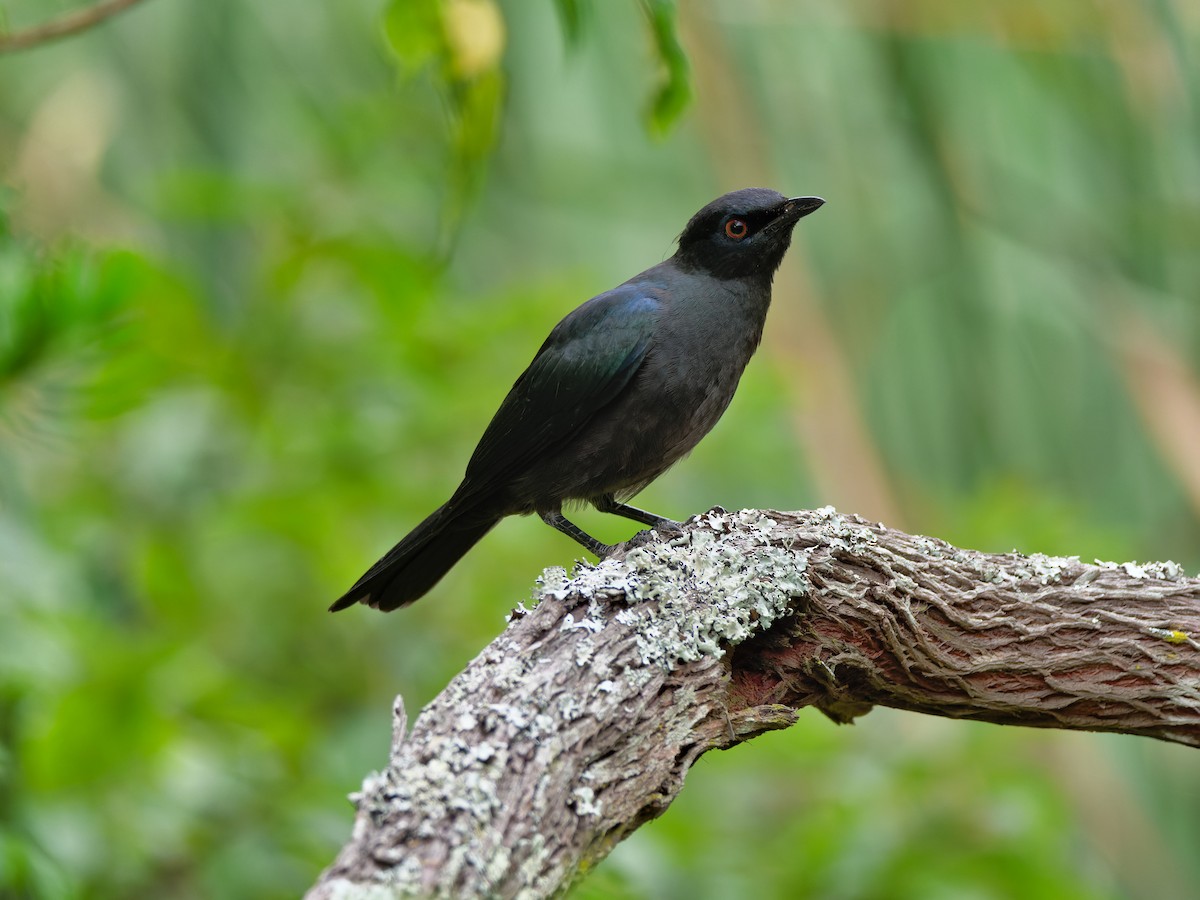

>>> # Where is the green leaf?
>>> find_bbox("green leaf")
[381,0,445,73]
[640,0,691,134]
[552,0,589,47]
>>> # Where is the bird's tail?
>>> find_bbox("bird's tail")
[329,503,500,612]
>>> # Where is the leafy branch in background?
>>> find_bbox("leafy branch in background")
[381,0,508,256]
[0,209,131,447]
[379,0,692,253]
[551,0,691,132]
[639,0,691,134]
[0,0,151,53]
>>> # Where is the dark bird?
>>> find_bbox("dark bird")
[331,188,824,612]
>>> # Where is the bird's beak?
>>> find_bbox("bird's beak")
[783,196,825,219]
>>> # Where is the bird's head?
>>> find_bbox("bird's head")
[674,188,824,281]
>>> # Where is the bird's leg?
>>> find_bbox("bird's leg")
[539,509,614,558]
[593,494,681,530]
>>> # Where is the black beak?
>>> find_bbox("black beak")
[783,196,825,219]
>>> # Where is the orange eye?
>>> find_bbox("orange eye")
[724,218,748,240]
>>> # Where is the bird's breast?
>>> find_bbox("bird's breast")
[616,296,765,464]
[504,277,771,508]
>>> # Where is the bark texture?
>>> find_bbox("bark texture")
[308,507,1200,899]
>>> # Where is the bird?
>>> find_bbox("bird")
[331,188,824,612]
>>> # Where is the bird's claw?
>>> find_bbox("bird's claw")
[616,530,658,554]
[654,518,686,537]
[607,521,685,557]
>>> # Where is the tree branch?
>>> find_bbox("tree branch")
[0,0,151,54]
[308,507,1200,898]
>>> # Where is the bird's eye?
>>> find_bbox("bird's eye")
[724,218,749,240]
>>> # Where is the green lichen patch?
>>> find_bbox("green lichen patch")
[1147,627,1192,645]
[808,505,880,552]
[539,509,810,670]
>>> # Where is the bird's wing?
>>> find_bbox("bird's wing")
[454,284,662,502]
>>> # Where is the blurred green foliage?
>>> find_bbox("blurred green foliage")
[1,0,1198,898]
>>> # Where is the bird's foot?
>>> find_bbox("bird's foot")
[606,520,685,558]
[655,518,687,537]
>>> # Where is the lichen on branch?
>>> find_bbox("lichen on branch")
[309,507,1200,899]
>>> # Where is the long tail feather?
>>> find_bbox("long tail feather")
[329,505,499,612]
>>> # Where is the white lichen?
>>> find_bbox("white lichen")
[1095,558,1188,581]
[1022,552,1078,584]
[487,703,528,731]
[560,613,604,633]
[538,509,809,670]
[573,637,595,668]
[571,786,602,817]
[812,505,878,553]
[913,536,944,558]
[558,696,584,721]
[589,658,613,680]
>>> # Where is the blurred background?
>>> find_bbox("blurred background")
[1,0,1198,897]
